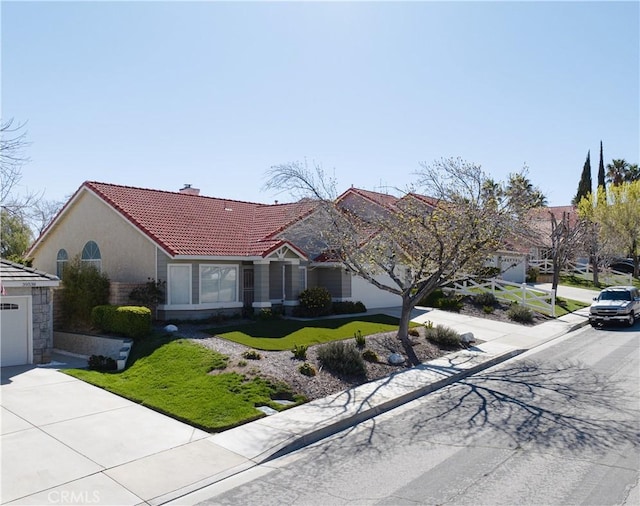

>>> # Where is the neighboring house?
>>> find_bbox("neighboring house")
[28,182,361,321]
[0,259,60,366]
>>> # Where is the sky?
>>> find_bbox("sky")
[2,0,639,209]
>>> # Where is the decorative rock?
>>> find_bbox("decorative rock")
[460,332,475,344]
[164,324,178,333]
[388,352,405,365]
[256,405,279,416]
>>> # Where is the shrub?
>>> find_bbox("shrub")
[91,305,152,339]
[362,349,379,363]
[354,330,366,349]
[408,328,420,337]
[526,266,540,283]
[237,360,248,367]
[298,362,317,377]
[474,292,498,307]
[60,256,110,330]
[88,354,117,371]
[258,308,279,321]
[128,278,165,310]
[291,344,308,360]
[483,305,495,314]
[298,287,333,317]
[317,341,366,377]
[332,301,367,315]
[425,324,462,348]
[242,350,262,360]
[417,289,463,311]
[507,304,534,323]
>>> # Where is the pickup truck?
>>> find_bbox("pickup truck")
[589,286,640,327]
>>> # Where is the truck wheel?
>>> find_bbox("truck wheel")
[628,314,635,327]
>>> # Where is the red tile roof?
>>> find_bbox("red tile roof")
[83,182,312,258]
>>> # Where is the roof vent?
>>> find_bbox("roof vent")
[179,184,200,196]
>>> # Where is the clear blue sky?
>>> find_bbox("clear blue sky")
[2,0,639,207]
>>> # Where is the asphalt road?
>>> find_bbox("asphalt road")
[195,325,640,506]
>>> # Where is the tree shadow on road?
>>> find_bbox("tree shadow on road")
[405,358,640,454]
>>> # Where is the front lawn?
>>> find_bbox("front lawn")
[211,314,410,351]
[65,335,302,432]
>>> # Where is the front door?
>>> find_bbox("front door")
[243,268,254,307]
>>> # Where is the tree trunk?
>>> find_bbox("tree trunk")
[551,254,561,292]
[590,255,600,287]
[397,295,420,366]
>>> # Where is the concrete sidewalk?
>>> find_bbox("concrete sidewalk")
[1,284,599,505]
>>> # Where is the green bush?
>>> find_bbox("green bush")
[418,289,463,311]
[362,349,379,363]
[242,350,262,360]
[317,341,366,377]
[526,266,540,283]
[354,330,366,349]
[61,256,110,330]
[128,278,165,309]
[88,354,117,371]
[425,324,462,348]
[474,292,498,306]
[91,305,152,339]
[332,301,367,314]
[298,287,333,317]
[298,362,317,377]
[408,328,420,337]
[507,304,534,323]
[258,308,279,321]
[291,344,308,360]
[483,305,495,314]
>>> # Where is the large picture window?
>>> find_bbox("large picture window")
[168,264,191,305]
[200,265,238,303]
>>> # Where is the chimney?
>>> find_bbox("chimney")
[179,184,200,196]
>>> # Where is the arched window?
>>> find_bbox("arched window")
[81,241,102,271]
[56,249,68,278]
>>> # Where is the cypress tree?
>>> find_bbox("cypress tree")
[597,140,606,195]
[573,150,592,204]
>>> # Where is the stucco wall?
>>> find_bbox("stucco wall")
[31,189,157,283]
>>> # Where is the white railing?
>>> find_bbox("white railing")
[529,259,633,286]
[448,277,556,317]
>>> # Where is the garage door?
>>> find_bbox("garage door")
[1,296,31,367]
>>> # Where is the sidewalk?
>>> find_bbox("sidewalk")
[1,285,598,505]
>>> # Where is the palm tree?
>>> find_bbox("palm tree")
[606,159,629,186]
[625,163,639,183]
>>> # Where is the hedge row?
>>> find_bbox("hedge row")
[91,305,152,339]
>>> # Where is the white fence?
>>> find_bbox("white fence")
[448,277,556,317]
[529,259,633,286]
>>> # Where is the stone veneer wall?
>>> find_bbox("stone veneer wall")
[9,286,54,364]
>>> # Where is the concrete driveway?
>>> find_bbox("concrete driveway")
[0,355,249,505]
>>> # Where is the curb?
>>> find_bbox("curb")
[261,348,524,463]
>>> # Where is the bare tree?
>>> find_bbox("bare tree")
[1,118,31,204]
[547,209,586,291]
[266,158,541,361]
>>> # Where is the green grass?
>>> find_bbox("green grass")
[560,274,640,290]
[463,286,588,317]
[210,314,408,351]
[65,335,302,432]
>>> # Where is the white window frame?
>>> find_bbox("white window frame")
[56,249,68,279]
[167,264,192,306]
[81,241,102,271]
[199,264,239,304]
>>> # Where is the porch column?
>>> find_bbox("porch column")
[252,260,271,309]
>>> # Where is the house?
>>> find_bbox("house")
[0,259,60,366]
[28,182,372,321]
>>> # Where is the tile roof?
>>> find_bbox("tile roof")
[0,259,60,287]
[83,182,313,258]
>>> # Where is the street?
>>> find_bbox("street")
[192,325,640,506]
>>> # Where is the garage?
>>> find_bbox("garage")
[1,296,31,367]
[0,260,59,367]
